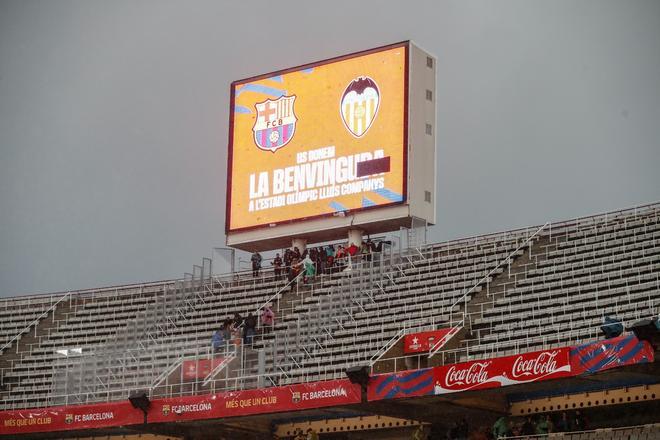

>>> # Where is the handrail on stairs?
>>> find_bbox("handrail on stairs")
[202,353,237,387]
[365,223,550,366]
[447,222,549,316]
[368,328,406,365]
[427,222,549,359]
[0,292,72,355]
[427,319,464,359]
[254,270,305,318]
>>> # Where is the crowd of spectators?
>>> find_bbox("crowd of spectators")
[489,411,587,439]
[214,238,388,354]
[253,238,389,285]
[414,411,589,439]
[211,305,276,353]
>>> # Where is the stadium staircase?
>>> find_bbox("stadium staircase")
[459,232,553,358]
[251,247,400,385]
[370,227,541,370]
[0,295,77,402]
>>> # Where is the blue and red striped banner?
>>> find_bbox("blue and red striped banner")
[570,333,654,374]
[368,368,435,401]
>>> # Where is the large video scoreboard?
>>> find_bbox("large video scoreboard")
[226,41,436,250]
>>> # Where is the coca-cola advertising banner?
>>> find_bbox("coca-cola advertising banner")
[368,348,572,401]
[434,347,572,395]
[0,400,142,435]
[149,378,362,423]
[403,327,460,354]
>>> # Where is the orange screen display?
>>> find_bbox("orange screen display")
[227,43,407,232]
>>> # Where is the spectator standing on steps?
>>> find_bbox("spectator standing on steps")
[243,312,257,345]
[535,414,553,435]
[556,412,570,432]
[325,245,335,273]
[222,318,232,342]
[212,327,225,354]
[232,311,243,329]
[302,254,316,283]
[347,242,358,258]
[283,249,293,277]
[492,416,510,439]
[272,253,283,281]
[251,250,262,277]
[521,416,535,436]
[289,257,302,287]
[335,245,346,269]
[261,304,275,333]
[361,241,371,262]
[315,246,325,274]
[572,410,587,431]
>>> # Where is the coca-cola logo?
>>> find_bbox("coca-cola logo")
[511,351,559,379]
[445,362,491,387]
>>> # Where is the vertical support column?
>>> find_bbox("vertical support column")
[347,229,363,247]
[202,257,212,283]
[193,265,203,294]
[291,237,307,253]
[257,349,265,388]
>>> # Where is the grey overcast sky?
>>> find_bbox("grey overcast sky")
[1,0,659,298]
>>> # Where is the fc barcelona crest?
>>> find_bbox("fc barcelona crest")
[291,391,301,404]
[253,95,297,152]
[162,404,171,416]
[65,414,74,424]
[340,76,380,138]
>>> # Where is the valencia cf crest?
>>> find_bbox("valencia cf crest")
[253,95,297,152]
[340,76,380,138]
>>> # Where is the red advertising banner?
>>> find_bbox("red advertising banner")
[0,379,361,435]
[182,357,226,380]
[403,327,460,354]
[433,347,573,395]
[0,401,142,435]
[368,347,573,401]
[148,378,362,423]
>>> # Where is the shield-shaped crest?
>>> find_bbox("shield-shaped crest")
[65,414,74,424]
[253,95,297,152]
[340,76,380,138]
[291,391,301,404]
[162,404,170,416]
